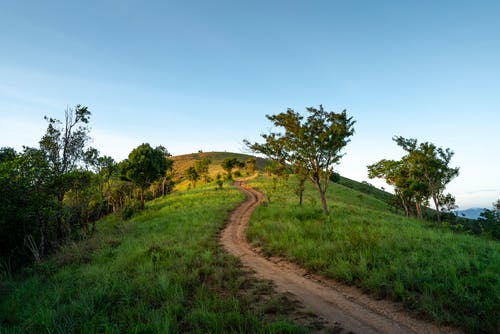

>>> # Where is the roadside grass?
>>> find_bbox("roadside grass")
[247,175,500,334]
[0,183,306,333]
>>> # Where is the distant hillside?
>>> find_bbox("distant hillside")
[170,152,398,203]
[170,151,268,181]
[456,208,486,220]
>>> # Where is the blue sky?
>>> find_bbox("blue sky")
[1,1,499,209]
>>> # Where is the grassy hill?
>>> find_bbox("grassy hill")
[170,151,268,181]
[0,182,308,333]
[170,152,397,204]
[4,151,496,333]
[247,174,500,333]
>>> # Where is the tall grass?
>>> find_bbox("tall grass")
[1,184,304,333]
[247,175,500,334]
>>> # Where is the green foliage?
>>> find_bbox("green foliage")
[194,158,211,183]
[477,199,500,239]
[185,165,200,188]
[0,147,55,265]
[246,105,355,214]
[1,184,305,333]
[220,157,241,179]
[120,143,169,210]
[247,175,500,333]
[245,158,256,175]
[368,137,459,223]
[1,107,137,271]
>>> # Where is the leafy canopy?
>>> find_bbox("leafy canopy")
[246,105,355,214]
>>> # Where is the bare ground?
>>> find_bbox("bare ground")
[220,181,461,334]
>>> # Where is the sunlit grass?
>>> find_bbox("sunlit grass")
[247,174,500,333]
[0,183,305,333]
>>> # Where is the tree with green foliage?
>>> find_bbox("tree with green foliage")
[120,143,169,210]
[185,166,200,188]
[478,199,500,239]
[0,147,54,263]
[39,105,96,242]
[368,137,459,223]
[221,157,240,179]
[194,158,211,183]
[368,158,421,217]
[393,136,459,223]
[246,105,355,214]
[245,157,256,175]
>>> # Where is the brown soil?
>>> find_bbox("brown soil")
[221,181,461,334]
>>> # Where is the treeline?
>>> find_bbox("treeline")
[0,106,172,272]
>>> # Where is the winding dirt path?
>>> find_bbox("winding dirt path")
[221,181,460,334]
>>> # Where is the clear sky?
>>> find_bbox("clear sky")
[1,1,499,209]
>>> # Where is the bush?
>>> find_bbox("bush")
[119,198,140,220]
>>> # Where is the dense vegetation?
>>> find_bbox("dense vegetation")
[246,174,500,333]
[1,183,308,333]
[0,107,173,273]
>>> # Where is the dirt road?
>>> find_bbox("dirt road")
[221,181,459,334]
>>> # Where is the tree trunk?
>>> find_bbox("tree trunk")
[400,196,410,217]
[312,180,329,215]
[319,190,329,215]
[415,201,423,219]
[432,194,441,224]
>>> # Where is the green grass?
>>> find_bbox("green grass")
[171,151,268,180]
[0,183,305,333]
[247,175,500,334]
[337,175,394,205]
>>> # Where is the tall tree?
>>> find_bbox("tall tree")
[368,137,459,223]
[120,143,168,210]
[368,159,415,217]
[246,105,355,214]
[393,136,459,223]
[38,105,95,242]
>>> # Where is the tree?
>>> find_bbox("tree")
[120,143,168,210]
[368,137,459,223]
[39,105,95,242]
[0,147,54,263]
[245,158,256,175]
[478,199,500,239]
[194,158,211,183]
[185,166,200,188]
[221,157,240,179]
[246,105,355,214]
[368,159,413,217]
[393,136,459,223]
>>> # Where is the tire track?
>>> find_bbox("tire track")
[221,181,460,334]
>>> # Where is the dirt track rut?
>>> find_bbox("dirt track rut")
[220,181,459,334]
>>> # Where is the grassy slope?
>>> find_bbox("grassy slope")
[247,175,500,334]
[171,151,267,179]
[0,183,305,333]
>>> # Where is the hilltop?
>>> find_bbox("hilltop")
[170,152,397,202]
[170,151,268,181]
